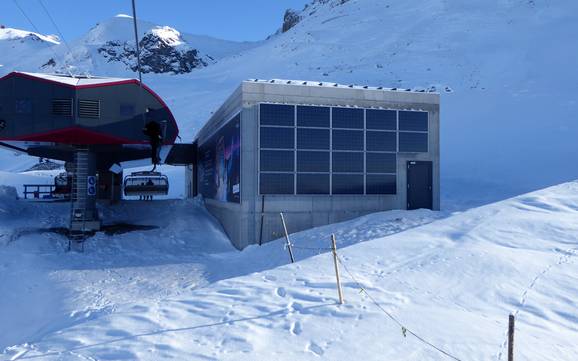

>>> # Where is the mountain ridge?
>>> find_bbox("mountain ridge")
[0,14,258,77]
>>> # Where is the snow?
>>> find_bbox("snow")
[0,28,61,81]
[0,1,577,358]
[150,26,184,47]
[0,170,57,197]
[0,28,60,45]
[13,71,133,86]
[247,78,439,93]
[1,173,577,360]
[65,15,259,74]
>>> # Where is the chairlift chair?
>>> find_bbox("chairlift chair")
[123,171,169,197]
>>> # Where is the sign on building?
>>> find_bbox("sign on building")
[87,176,97,196]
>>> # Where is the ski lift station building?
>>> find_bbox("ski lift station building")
[187,79,440,249]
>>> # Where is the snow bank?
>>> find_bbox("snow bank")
[1,181,578,360]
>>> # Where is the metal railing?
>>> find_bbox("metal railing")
[23,184,55,199]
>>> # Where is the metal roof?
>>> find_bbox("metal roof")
[244,78,440,94]
[11,72,133,87]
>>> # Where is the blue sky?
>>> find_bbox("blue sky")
[2,0,310,41]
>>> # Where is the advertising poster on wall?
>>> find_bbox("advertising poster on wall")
[198,114,241,203]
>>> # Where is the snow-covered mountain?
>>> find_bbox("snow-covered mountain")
[0,27,59,45]
[1,0,577,201]
[0,14,258,76]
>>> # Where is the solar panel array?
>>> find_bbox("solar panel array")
[258,104,429,195]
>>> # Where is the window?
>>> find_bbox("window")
[297,106,329,127]
[15,99,32,114]
[366,153,396,173]
[260,104,294,126]
[332,130,363,150]
[333,174,364,194]
[260,127,294,149]
[332,107,363,129]
[367,109,396,130]
[260,150,294,172]
[297,151,329,172]
[297,173,330,194]
[399,132,428,152]
[332,152,363,173]
[120,104,135,117]
[78,100,100,118]
[52,99,73,117]
[366,174,396,194]
[399,111,428,131]
[260,173,294,194]
[366,131,396,152]
[297,128,330,149]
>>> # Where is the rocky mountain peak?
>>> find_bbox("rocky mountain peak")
[97,25,213,75]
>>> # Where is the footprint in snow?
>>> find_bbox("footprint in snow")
[289,301,304,313]
[290,321,303,335]
[276,287,287,297]
[307,341,324,356]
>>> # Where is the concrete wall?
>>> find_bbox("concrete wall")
[193,80,440,249]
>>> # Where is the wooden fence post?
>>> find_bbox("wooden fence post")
[280,212,295,263]
[331,234,344,305]
[508,314,515,361]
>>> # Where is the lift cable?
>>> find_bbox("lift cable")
[36,0,75,65]
[12,0,74,77]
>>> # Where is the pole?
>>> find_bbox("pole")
[331,234,344,305]
[508,314,515,361]
[131,0,147,134]
[280,212,295,263]
[131,0,143,86]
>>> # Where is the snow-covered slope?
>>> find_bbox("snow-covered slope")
[0,27,60,71]
[0,27,59,44]
[1,178,577,360]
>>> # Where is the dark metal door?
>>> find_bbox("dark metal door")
[407,161,433,210]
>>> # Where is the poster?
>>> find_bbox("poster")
[198,114,241,203]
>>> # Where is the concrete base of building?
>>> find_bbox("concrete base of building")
[69,220,101,232]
